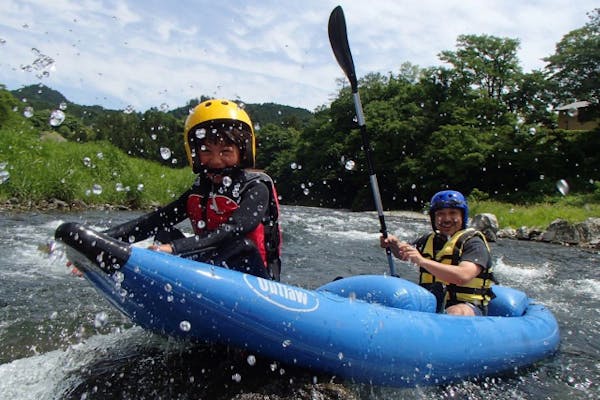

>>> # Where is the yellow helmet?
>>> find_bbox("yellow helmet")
[184,99,256,172]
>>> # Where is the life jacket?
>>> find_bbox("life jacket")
[418,229,496,309]
[186,171,282,281]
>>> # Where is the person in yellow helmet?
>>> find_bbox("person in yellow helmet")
[102,99,282,280]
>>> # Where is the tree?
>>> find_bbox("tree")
[439,34,522,103]
[543,8,600,112]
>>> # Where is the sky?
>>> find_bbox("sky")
[0,0,596,113]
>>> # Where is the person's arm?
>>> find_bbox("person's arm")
[103,190,189,242]
[170,181,269,255]
[380,234,483,284]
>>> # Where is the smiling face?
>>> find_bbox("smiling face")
[198,139,241,183]
[433,208,464,236]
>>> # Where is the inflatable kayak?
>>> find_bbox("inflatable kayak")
[55,222,560,387]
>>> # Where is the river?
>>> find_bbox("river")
[0,206,598,399]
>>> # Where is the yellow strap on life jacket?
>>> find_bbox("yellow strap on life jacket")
[420,229,494,305]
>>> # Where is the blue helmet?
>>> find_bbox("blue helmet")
[429,190,469,230]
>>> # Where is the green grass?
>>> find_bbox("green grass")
[0,117,194,208]
[470,198,600,229]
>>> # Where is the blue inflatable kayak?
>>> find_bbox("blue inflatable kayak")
[55,222,560,387]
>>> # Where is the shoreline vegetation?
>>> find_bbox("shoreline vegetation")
[1,90,598,250]
[1,121,598,229]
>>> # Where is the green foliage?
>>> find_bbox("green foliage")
[544,8,600,111]
[471,196,600,229]
[0,118,194,207]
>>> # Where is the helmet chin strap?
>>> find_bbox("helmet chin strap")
[201,166,242,177]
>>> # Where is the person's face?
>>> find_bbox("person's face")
[434,208,463,236]
[198,140,241,183]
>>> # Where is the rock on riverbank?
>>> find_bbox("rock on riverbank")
[472,213,600,250]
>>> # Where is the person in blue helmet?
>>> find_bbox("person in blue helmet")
[380,190,496,316]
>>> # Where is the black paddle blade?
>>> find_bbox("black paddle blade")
[328,5,358,92]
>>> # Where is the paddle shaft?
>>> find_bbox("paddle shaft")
[328,6,396,276]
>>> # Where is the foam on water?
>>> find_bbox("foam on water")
[493,256,552,281]
[556,278,600,301]
[0,327,151,400]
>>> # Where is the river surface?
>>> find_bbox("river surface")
[0,205,598,399]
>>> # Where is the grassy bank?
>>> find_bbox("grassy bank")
[1,116,598,228]
[470,198,600,229]
[0,118,194,208]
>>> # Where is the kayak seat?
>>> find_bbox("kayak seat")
[487,285,529,317]
[317,275,437,313]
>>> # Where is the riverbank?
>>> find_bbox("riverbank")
[4,197,598,252]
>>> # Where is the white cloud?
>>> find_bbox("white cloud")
[0,0,596,112]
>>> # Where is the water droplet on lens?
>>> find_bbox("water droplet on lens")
[556,179,569,196]
[179,320,191,331]
[164,283,172,292]
[49,109,65,126]
[160,147,172,160]
[195,128,206,139]
[82,157,92,167]
[23,106,34,118]
[344,160,355,170]
[92,184,102,195]
[0,170,10,184]
[124,105,135,114]
[222,176,232,187]
[247,355,256,366]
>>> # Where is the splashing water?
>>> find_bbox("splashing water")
[160,147,172,160]
[179,321,191,332]
[556,179,570,196]
[49,110,65,127]
[23,106,34,118]
[195,128,206,139]
[0,167,9,184]
[94,312,109,328]
[21,48,55,79]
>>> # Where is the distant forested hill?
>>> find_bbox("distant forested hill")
[10,84,314,129]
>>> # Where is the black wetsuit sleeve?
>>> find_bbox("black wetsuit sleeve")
[170,180,269,255]
[460,236,491,269]
[103,190,190,242]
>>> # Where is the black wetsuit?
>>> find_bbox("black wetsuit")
[104,169,279,279]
